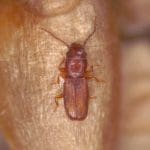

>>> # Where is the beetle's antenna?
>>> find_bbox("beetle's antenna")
[83,16,96,47]
[41,28,70,49]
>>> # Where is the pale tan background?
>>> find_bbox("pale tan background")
[0,0,150,149]
[0,0,116,149]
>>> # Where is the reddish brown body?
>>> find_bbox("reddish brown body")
[41,17,96,120]
[64,43,88,120]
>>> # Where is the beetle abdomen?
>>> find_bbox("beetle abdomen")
[64,78,88,120]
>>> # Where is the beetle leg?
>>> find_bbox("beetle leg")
[59,69,67,79]
[86,65,94,74]
[54,93,63,112]
[86,75,105,83]
[85,65,105,82]
[52,58,67,85]
[58,58,67,81]
[53,58,66,111]
[85,65,99,82]
[55,68,67,84]
[86,75,100,82]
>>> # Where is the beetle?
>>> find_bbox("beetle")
[41,17,100,120]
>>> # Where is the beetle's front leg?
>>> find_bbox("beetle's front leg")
[57,58,66,83]
[85,65,105,82]
[85,65,99,82]
[52,58,67,84]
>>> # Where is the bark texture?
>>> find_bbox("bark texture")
[0,0,119,150]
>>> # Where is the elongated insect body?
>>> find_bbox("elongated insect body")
[41,17,96,120]
[64,43,88,120]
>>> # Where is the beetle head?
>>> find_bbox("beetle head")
[67,43,86,58]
